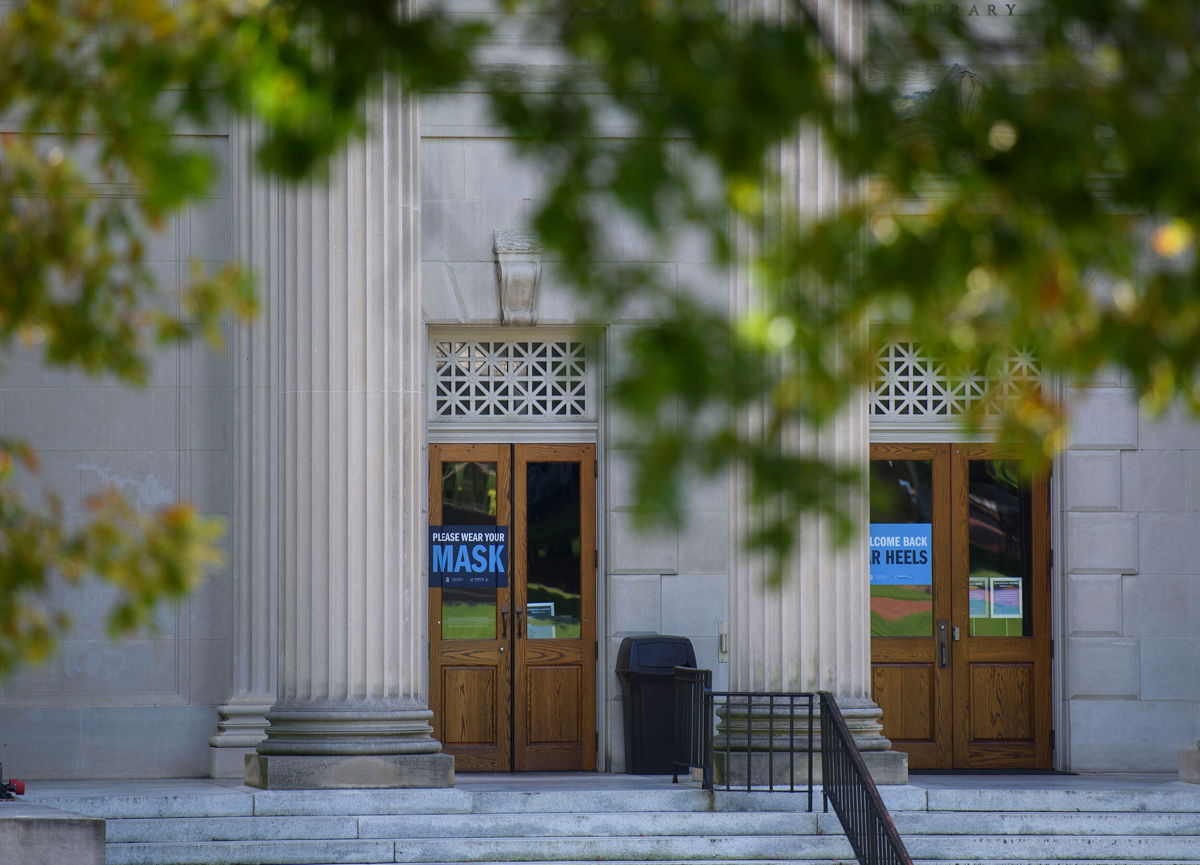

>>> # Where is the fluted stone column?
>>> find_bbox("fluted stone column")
[244,77,452,789]
[209,116,279,777]
[720,0,907,786]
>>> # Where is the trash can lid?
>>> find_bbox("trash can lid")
[615,635,697,674]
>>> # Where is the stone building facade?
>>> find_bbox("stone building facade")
[0,0,1198,782]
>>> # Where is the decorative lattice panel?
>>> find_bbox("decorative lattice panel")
[432,340,589,420]
[869,341,1041,419]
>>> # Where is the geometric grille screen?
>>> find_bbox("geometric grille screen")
[432,340,589,420]
[869,341,1041,419]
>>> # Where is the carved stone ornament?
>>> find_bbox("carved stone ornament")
[494,230,543,326]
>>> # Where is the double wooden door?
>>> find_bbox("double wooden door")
[869,443,1052,769]
[428,443,596,772]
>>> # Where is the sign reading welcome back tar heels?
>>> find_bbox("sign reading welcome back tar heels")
[429,526,509,588]
[869,523,933,585]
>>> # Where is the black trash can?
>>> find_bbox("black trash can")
[616,635,697,774]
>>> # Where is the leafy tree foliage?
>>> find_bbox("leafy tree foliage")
[3,0,1200,668]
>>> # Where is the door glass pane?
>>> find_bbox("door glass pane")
[869,459,934,637]
[967,460,1033,637]
[526,462,581,639]
[440,461,497,639]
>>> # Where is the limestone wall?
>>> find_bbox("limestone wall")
[0,134,234,778]
[1062,377,1200,771]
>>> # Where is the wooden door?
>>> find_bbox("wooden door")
[429,444,512,771]
[869,443,954,768]
[512,444,597,771]
[950,444,1052,768]
[429,443,597,772]
[870,444,1052,769]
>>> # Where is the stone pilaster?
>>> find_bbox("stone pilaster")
[209,116,279,777]
[722,0,906,786]
[245,77,452,789]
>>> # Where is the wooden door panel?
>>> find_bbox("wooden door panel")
[965,746,1039,768]
[440,667,500,744]
[872,663,937,741]
[525,665,582,743]
[871,638,938,663]
[965,640,1037,661]
[428,443,512,773]
[968,663,1034,741]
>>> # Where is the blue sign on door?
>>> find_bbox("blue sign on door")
[429,526,509,588]
[869,523,933,585]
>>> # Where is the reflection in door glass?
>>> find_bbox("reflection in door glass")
[869,460,934,637]
[440,461,498,639]
[526,462,581,639]
[968,461,1033,637]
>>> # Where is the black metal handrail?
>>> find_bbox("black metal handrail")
[672,668,816,804]
[670,669,913,865]
[819,691,913,865]
[708,690,817,803]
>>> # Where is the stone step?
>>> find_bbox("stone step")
[30,787,839,819]
[29,783,1200,821]
[105,835,857,865]
[889,810,1200,835]
[918,787,1200,814]
[106,808,1200,845]
[247,789,724,818]
[364,811,824,839]
[904,834,1200,860]
[113,861,1197,865]
[106,815,364,843]
[367,833,855,863]
[107,839,397,865]
[107,810,824,843]
[295,862,1195,865]
[164,862,856,865]
[27,789,255,819]
[106,832,1200,865]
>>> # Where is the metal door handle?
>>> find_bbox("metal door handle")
[500,608,508,638]
[936,619,950,669]
[515,609,524,637]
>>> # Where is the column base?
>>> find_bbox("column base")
[713,747,908,787]
[1180,744,1200,784]
[256,701,445,756]
[245,753,455,789]
[209,699,272,778]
